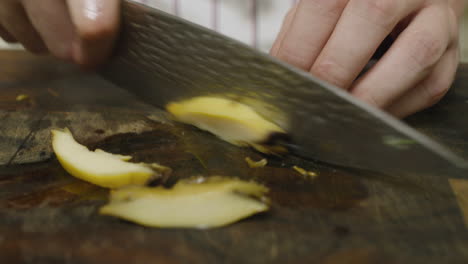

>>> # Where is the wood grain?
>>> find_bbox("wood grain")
[450,179,468,227]
[1,51,468,263]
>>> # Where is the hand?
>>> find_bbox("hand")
[0,0,120,68]
[271,0,467,118]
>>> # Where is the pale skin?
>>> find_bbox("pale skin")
[0,0,466,118]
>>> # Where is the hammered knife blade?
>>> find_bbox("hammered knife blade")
[99,0,468,192]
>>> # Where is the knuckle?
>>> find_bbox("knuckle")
[353,89,384,108]
[368,0,399,15]
[422,81,450,107]
[326,0,349,14]
[410,32,446,70]
[354,0,400,27]
[277,45,314,70]
[365,93,382,108]
[311,60,349,88]
[301,0,348,15]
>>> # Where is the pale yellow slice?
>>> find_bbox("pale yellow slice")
[292,166,318,179]
[245,157,268,168]
[100,177,269,229]
[52,128,169,188]
[16,94,29,101]
[166,97,286,153]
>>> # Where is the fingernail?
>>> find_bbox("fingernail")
[82,0,105,21]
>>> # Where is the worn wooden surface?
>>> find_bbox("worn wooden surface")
[1,51,468,263]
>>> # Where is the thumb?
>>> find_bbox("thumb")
[67,0,120,67]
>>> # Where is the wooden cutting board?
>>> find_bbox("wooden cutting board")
[1,51,468,264]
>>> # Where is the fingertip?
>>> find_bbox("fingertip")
[68,0,120,43]
[75,17,119,44]
[26,42,49,55]
[71,40,84,65]
[67,0,120,67]
[49,43,74,61]
[71,37,114,69]
[385,47,458,118]
[73,26,118,68]
[0,26,18,43]
[71,41,95,69]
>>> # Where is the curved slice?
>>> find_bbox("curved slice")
[52,128,169,188]
[100,176,269,229]
[166,97,287,154]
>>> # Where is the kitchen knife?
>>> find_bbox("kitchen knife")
[100,0,468,191]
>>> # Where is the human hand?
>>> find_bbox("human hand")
[271,0,467,118]
[0,0,120,68]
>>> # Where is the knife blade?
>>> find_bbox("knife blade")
[99,0,468,191]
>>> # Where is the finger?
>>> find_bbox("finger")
[22,0,76,60]
[0,24,17,43]
[0,1,47,53]
[270,4,298,56]
[351,4,452,109]
[310,0,424,89]
[273,0,348,70]
[449,0,467,18]
[67,0,121,67]
[386,47,458,118]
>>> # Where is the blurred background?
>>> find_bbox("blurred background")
[1,0,467,62]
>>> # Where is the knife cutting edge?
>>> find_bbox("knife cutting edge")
[99,0,468,192]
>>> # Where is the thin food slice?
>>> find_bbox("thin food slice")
[166,96,287,154]
[100,176,269,229]
[52,128,170,188]
[245,157,268,168]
